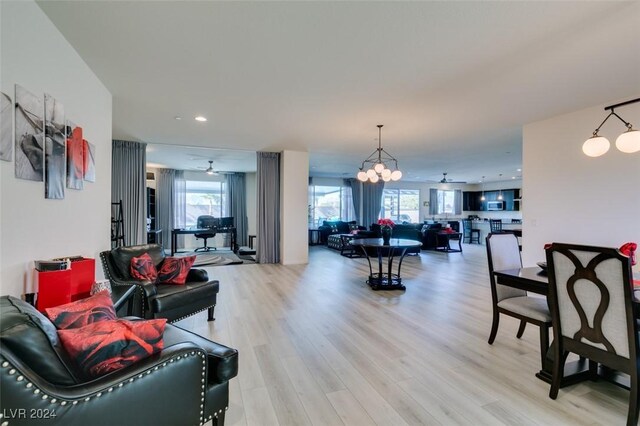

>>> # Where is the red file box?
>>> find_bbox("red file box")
[36,258,96,312]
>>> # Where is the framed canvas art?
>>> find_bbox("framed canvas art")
[44,93,65,199]
[14,85,44,181]
[66,121,83,190]
[83,139,95,182]
[0,91,12,161]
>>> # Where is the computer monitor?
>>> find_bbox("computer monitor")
[219,217,234,228]
[197,216,219,229]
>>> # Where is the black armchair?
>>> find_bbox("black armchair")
[100,244,218,322]
[0,295,238,426]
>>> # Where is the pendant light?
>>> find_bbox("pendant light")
[583,98,640,157]
[356,125,402,183]
[497,174,503,200]
[480,176,486,201]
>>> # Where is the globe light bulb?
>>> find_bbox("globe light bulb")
[381,168,391,178]
[480,195,486,201]
[374,163,385,173]
[615,128,640,153]
[390,170,402,181]
[366,169,377,179]
[357,171,368,182]
[382,175,391,182]
[582,135,610,157]
[369,174,379,183]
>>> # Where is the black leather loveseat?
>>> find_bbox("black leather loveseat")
[100,244,218,323]
[0,295,238,425]
[317,220,365,244]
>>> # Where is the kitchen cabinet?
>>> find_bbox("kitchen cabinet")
[463,188,521,211]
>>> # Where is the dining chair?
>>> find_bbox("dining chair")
[546,243,639,426]
[486,233,552,366]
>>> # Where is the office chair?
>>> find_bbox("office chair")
[194,215,217,252]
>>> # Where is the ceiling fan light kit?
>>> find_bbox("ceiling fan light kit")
[583,97,640,157]
[205,160,217,175]
[356,125,402,183]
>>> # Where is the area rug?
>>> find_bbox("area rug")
[192,252,244,267]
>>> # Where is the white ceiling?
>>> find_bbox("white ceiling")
[146,144,256,173]
[38,1,640,183]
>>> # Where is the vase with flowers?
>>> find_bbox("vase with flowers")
[378,218,395,245]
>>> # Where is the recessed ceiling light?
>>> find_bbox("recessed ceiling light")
[174,116,182,120]
[195,116,207,122]
[517,168,522,172]
[512,176,516,179]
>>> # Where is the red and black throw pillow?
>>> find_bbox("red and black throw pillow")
[130,253,158,282]
[57,318,166,378]
[45,291,116,330]
[157,256,196,285]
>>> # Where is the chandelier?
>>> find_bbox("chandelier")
[356,125,402,183]
[582,98,640,157]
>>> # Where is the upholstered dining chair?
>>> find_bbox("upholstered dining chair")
[486,233,552,366]
[546,243,639,426]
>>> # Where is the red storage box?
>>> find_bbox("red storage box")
[36,258,95,312]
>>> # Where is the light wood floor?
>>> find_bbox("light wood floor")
[178,243,631,425]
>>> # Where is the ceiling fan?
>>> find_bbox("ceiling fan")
[439,172,466,184]
[204,160,219,176]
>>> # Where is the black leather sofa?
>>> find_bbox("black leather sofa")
[317,220,365,244]
[0,295,238,426]
[100,244,218,323]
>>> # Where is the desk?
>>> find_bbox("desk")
[351,238,422,291]
[171,227,237,255]
[494,267,639,388]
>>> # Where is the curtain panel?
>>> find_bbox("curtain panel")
[226,173,248,247]
[346,178,362,224]
[454,189,462,215]
[156,169,177,251]
[174,170,186,249]
[112,140,147,246]
[256,152,280,264]
[362,181,385,228]
[429,188,438,216]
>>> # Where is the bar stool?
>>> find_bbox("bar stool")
[462,219,481,244]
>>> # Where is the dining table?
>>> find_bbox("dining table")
[494,266,639,388]
[351,238,422,291]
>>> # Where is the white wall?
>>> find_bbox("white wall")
[522,98,640,273]
[0,1,112,296]
[280,150,309,265]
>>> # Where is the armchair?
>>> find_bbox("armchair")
[0,295,238,426]
[100,244,218,323]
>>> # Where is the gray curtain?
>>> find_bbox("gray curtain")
[174,170,186,248]
[362,181,384,228]
[112,140,147,246]
[454,189,462,215]
[226,173,248,247]
[347,178,362,224]
[429,188,438,216]
[256,152,280,263]
[156,168,176,250]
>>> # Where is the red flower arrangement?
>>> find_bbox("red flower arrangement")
[377,218,395,228]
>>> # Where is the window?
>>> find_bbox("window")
[380,189,419,223]
[437,190,455,215]
[308,185,354,227]
[186,180,227,227]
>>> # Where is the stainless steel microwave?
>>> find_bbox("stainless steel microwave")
[487,201,504,211]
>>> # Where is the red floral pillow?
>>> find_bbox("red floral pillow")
[46,291,116,330]
[157,256,196,285]
[57,319,166,378]
[130,253,158,282]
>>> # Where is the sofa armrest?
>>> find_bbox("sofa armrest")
[187,268,209,282]
[0,343,209,426]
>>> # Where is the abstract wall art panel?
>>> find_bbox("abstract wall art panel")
[44,94,65,199]
[83,139,96,182]
[0,91,12,161]
[14,85,44,181]
[66,121,83,190]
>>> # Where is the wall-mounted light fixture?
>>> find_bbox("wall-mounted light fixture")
[582,98,640,157]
